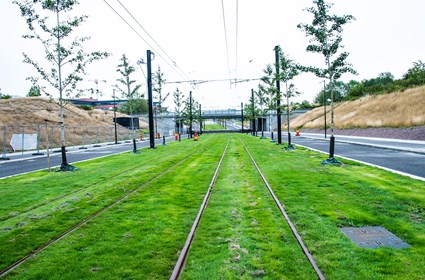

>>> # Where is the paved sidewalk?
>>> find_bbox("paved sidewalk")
[298,133,425,154]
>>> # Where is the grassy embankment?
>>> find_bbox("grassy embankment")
[0,134,424,279]
[291,85,425,129]
[0,97,147,149]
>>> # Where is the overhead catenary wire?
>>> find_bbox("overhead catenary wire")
[102,0,192,84]
[164,77,261,85]
[114,0,192,82]
[235,0,239,86]
[220,0,232,86]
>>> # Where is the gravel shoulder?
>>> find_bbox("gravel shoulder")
[299,126,425,141]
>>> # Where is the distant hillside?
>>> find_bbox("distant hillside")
[291,86,425,129]
[0,97,147,128]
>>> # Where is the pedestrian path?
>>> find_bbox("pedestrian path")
[298,133,425,154]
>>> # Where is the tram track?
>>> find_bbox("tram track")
[0,138,216,277]
[170,137,325,279]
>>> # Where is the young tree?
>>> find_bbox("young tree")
[153,66,169,136]
[115,54,143,118]
[14,0,110,171]
[277,47,301,149]
[182,92,195,136]
[173,88,185,134]
[297,0,356,163]
[246,89,258,136]
[255,85,268,139]
[260,64,277,134]
[115,54,142,153]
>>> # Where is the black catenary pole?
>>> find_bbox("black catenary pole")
[274,46,282,145]
[241,102,244,134]
[147,50,155,149]
[199,104,202,135]
[251,89,256,136]
[189,91,193,138]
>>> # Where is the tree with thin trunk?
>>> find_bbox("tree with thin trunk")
[173,88,185,135]
[115,54,142,152]
[115,54,142,120]
[260,64,277,134]
[255,85,267,139]
[277,47,301,148]
[14,0,110,171]
[153,66,169,137]
[298,0,356,163]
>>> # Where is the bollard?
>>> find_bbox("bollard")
[270,131,277,143]
[132,138,140,154]
[162,135,166,146]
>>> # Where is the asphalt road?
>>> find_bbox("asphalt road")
[1,133,424,181]
[289,134,425,180]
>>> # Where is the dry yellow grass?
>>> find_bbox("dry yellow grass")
[291,85,425,129]
[0,97,148,150]
[0,97,129,127]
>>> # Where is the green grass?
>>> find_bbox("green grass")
[181,137,316,279]
[4,136,227,279]
[1,134,424,279]
[0,135,219,271]
[204,123,226,130]
[242,135,425,279]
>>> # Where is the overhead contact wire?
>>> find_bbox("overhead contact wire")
[103,0,191,82]
[115,0,192,82]
[220,0,232,86]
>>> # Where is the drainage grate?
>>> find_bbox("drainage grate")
[340,226,410,249]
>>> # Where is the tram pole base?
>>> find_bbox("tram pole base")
[321,157,342,165]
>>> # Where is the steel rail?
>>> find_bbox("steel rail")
[170,140,229,280]
[240,139,326,280]
[0,141,211,278]
[0,159,157,223]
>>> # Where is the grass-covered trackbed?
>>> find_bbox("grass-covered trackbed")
[0,134,423,279]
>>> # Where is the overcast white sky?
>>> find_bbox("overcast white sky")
[1,0,424,109]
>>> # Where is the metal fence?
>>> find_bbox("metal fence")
[0,125,138,156]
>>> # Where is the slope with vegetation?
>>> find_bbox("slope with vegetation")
[0,97,148,150]
[291,86,425,140]
[0,97,131,127]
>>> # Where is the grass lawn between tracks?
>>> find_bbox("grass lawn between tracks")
[204,123,227,130]
[0,134,423,279]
